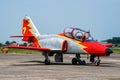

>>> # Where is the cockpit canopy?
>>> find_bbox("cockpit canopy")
[64,27,93,41]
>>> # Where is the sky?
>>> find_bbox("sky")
[0,0,120,43]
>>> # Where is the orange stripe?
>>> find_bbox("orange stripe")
[56,34,88,53]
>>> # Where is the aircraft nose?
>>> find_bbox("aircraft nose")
[106,48,113,56]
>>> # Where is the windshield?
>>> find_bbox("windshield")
[64,27,94,41]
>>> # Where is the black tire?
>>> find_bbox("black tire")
[72,58,78,65]
[96,60,100,66]
[45,59,50,65]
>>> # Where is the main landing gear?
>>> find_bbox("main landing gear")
[72,54,86,65]
[43,52,63,65]
[90,55,101,66]
[43,52,101,66]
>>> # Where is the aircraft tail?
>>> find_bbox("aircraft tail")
[22,16,40,47]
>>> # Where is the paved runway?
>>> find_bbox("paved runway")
[0,53,120,80]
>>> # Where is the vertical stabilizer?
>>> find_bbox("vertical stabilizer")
[22,16,40,47]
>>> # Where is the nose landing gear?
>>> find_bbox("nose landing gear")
[90,55,101,66]
[95,56,101,66]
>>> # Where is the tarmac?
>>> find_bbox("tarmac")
[0,53,120,80]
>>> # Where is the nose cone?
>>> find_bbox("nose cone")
[106,48,113,56]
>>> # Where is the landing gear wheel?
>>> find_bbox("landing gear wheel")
[72,58,78,65]
[45,59,50,65]
[96,60,101,66]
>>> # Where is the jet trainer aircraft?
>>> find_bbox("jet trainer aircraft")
[7,16,113,66]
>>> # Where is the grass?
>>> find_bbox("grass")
[9,48,40,54]
[0,47,40,54]
[0,47,3,53]
[111,47,120,54]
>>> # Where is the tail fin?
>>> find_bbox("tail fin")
[22,16,40,47]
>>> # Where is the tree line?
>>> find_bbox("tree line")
[102,37,120,47]
[0,41,27,47]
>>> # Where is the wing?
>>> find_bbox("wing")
[6,46,50,51]
[6,45,67,53]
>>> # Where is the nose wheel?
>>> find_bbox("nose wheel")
[95,56,101,66]
[90,55,101,66]
[95,60,101,66]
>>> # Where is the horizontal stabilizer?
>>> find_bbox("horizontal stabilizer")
[10,35,34,38]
